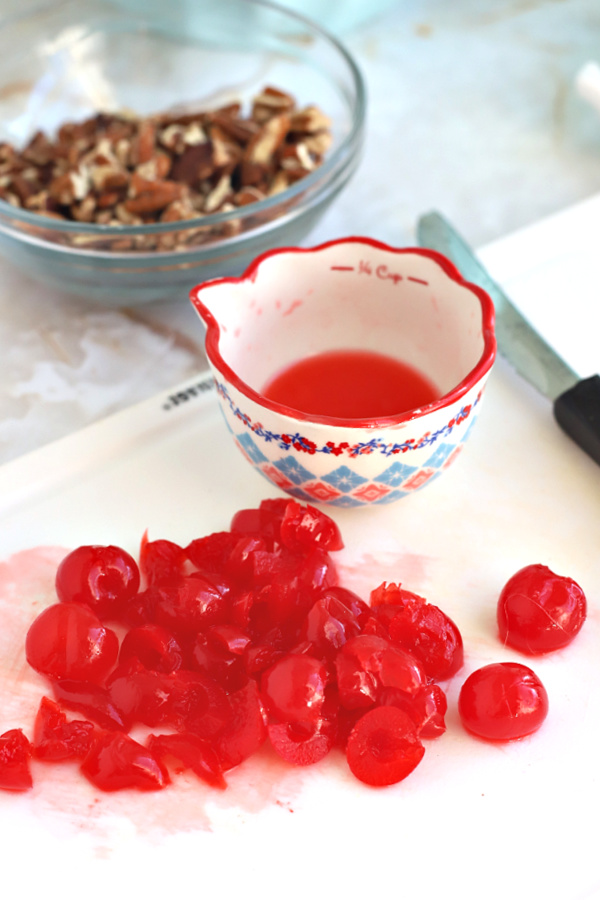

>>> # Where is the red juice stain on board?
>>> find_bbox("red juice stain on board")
[261,349,440,419]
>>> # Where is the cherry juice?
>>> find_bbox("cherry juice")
[261,349,440,419]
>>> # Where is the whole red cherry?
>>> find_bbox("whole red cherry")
[458,662,549,741]
[497,564,586,654]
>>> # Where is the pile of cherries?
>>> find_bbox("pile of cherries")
[0,499,587,794]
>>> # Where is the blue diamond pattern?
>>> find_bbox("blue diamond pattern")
[285,485,320,502]
[273,456,315,485]
[462,417,477,441]
[322,465,368,494]
[373,460,417,487]
[424,442,456,468]
[373,488,410,504]
[236,432,268,464]
[326,494,364,508]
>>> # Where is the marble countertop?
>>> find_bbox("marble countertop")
[2,0,600,465]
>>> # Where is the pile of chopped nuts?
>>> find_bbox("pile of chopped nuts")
[0,86,332,252]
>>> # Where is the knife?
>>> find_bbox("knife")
[417,211,600,466]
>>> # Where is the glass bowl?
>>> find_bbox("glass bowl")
[0,0,365,306]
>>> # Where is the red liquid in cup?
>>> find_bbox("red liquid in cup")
[262,349,440,419]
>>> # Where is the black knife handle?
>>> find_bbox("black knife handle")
[553,375,600,466]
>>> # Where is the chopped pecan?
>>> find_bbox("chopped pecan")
[170,142,214,186]
[0,187,19,206]
[24,191,60,214]
[279,141,316,173]
[9,172,38,203]
[160,196,198,222]
[21,132,56,166]
[252,86,296,123]
[291,105,331,133]
[238,158,269,191]
[71,194,97,222]
[268,170,292,196]
[114,138,132,168]
[124,177,184,214]
[96,189,124,209]
[158,124,187,155]
[48,171,78,205]
[302,131,333,157]
[209,124,242,172]
[209,111,259,145]
[135,152,171,182]
[0,85,332,250]
[234,185,266,206]
[203,173,233,213]
[245,113,290,165]
[133,119,157,165]
[90,163,129,192]
[114,203,143,225]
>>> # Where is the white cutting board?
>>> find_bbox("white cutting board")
[0,197,599,900]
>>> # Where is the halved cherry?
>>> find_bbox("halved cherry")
[167,670,232,739]
[335,634,426,710]
[33,696,95,761]
[261,653,328,729]
[26,602,119,685]
[230,498,288,548]
[147,732,226,789]
[299,588,367,658]
[118,624,183,673]
[216,680,268,771]
[191,631,249,693]
[379,684,447,739]
[371,583,463,681]
[0,729,33,792]
[243,581,301,636]
[118,587,159,628]
[107,658,173,728]
[346,706,425,787]
[153,573,227,636]
[279,502,343,553]
[55,545,140,620]
[268,716,336,766]
[226,535,268,586]
[52,680,130,731]
[81,731,169,792]
[298,548,338,599]
[139,533,187,587]
[186,531,240,574]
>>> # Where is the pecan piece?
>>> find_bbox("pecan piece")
[170,142,214,186]
[135,152,171,182]
[124,177,184,214]
[234,185,266,206]
[71,194,97,222]
[203,173,233,213]
[90,163,129,192]
[209,124,242,173]
[252,86,296,123]
[135,119,157,165]
[48,171,78,205]
[160,196,197,222]
[290,105,332,134]
[21,131,56,166]
[245,113,290,165]
[209,111,259,145]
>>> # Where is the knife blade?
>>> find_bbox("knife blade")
[417,211,600,466]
